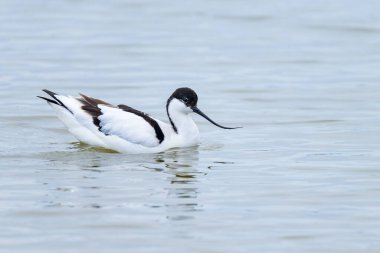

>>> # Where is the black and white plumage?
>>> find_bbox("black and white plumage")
[38,87,240,153]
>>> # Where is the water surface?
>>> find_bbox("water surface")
[1,0,380,252]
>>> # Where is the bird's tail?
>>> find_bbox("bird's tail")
[37,89,73,113]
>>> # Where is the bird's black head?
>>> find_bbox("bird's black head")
[170,87,198,108]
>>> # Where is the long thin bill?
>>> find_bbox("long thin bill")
[192,107,241,129]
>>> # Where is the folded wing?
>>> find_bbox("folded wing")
[78,94,164,148]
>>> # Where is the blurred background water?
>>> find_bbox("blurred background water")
[1,0,380,252]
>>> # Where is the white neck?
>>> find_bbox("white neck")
[167,99,199,141]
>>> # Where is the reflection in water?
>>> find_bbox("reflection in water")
[38,145,205,220]
[70,142,119,154]
[154,147,203,221]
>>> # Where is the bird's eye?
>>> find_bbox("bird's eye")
[183,97,189,103]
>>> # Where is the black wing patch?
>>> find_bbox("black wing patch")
[77,94,113,132]
[118,104,165,144]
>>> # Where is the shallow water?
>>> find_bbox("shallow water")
[1,0,380,252]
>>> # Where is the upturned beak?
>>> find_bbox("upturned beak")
[192,106,241,129]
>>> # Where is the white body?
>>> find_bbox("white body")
[48,95,200,153]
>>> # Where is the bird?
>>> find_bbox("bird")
[38,87,240,153]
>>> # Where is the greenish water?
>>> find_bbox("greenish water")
[1,0,380,252]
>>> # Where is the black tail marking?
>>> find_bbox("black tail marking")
[42,89,63,105]
[37,96,60,105]
[39,89,73,114]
